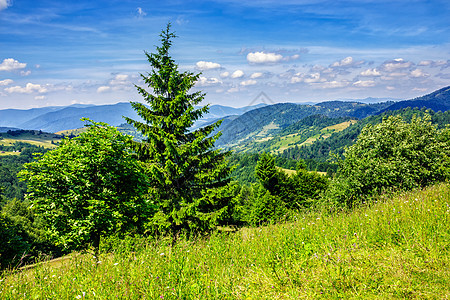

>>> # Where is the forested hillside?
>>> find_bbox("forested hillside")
[282,107,450,161]
[216,101,392,147]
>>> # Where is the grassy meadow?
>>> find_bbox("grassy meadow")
[0,132,61,149]
[1,183,449,299]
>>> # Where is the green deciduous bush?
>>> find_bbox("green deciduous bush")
[327,114,450,207]
[0,213,32,269]
[18,120,151,251]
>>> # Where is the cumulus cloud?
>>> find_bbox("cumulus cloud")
[330,57,364,68]
[316,80,350,89]
[247,52,283,64]
[418,60,432,66]
[231,70,244,78]
[0,58,27,72]
[5,83,47,94]
[35,95,46,100]
[21,70,32,76]
[97,86,111,93]
[290,75,303,84]
[381,58,413,72]
[196,76,222,86]
[360,68,381,77]
[418,60,449,69]
[410,69,429,78]
[0,0,11,11]
[110,74,129,85]
[353,80,376,87]
[303,73,324,83]
[240,80,257,86]
[196,61,221,70]
[220,71,229,78]
[0,79,13,86]
[250,72,263,79]
[249,52,300,64]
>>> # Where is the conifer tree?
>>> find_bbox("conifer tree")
[124,24,232,236]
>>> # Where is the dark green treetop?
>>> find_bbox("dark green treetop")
[124,24,232,236]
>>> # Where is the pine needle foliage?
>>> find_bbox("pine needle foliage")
[124,24,232,236]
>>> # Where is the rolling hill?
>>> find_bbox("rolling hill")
[215,101,393,147]
[379,86,450,114]
[216,86,450,150]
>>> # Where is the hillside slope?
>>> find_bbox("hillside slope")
[216,101,392,147]
[2,183,448,298]
[379,85,450,114]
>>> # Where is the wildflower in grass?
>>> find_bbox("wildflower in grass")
[114,263,119,266]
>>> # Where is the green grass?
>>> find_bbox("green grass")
[0,151,20,156]
[0,133,60,149]
[2,183,449,299]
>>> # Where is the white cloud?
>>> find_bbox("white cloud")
[5,83,47,94]
[330,56,363,68]
[0,0,11,11]
[353,80,376,87]
[386,86,395,90]
[247,52,283,64]
[97,86,111,93]
[250,72,263,79]
[290,75,303,83]
[418,60,432,66]
[0,79,13,86]
[410,69,429,78]
[240,80,257,86]
[413,87,428,92]
[331,57,354,67]
[389,72,408,77]
[227,87,239,93]
[114,74,129,81]
[360,68,381,77]
[110,74,129,85]
[320,80,349,89]
[196,61,221,70]
[303,73,324,83]
[231,70,244,78]
[136,7,146,17]
[382,58,413,72]
[196,76,222,86]
[35,95,46,100]
[0,58,27,72]
[220,71,229,78]
[21,70,32,76]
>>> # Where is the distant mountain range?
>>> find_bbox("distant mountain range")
[0,102,267,133]
[0,88,448,136]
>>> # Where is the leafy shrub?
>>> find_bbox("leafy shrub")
[327,114,450,207]
[18,120,151,251]
[0,213,32,269]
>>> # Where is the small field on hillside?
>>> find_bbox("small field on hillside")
[0,131,62,149]
[1,183,449,299]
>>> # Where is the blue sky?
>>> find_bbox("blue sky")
[0,0,449,109]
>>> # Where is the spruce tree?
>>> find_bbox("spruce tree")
[124,24,232,236]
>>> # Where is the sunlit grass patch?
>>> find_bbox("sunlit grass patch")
[2,183,449,299]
